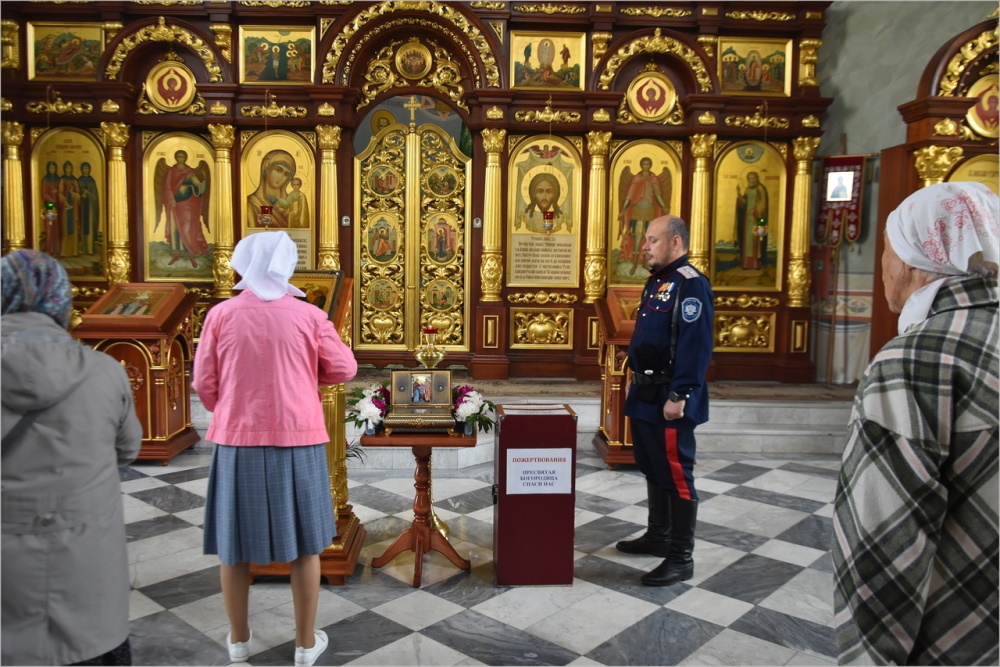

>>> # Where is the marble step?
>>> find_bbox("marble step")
[189,394,851,468]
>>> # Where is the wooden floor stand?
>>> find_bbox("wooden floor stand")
[249,507,366,586]
[593,432,636,469]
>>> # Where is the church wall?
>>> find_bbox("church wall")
[810,1,996,383]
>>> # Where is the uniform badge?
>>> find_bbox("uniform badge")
[654,282,675,302]
[681,297,702,322]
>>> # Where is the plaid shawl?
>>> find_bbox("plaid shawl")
[833,276,999,665]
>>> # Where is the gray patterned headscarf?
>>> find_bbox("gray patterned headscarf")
[1,249,73,329]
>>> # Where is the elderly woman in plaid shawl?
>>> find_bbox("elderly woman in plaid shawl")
[833,182,998,665]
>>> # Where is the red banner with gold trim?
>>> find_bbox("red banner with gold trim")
[816,155,866,246]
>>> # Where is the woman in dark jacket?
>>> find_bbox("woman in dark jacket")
[1,250,142,665]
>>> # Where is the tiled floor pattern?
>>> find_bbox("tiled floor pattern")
[122,435,839,666]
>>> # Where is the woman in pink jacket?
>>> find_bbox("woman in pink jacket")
[193,231,357,667]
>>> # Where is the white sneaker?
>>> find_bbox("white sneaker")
[294,629,328,667]
[226,629,253,663]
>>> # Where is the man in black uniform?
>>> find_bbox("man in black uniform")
[617,214,714,586]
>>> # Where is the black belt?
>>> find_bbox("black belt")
[632,369,672,385]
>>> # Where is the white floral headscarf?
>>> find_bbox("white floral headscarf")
[886,181,999,333]
[232,231,306,301]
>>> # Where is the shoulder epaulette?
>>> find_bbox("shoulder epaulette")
[677,265,699,279]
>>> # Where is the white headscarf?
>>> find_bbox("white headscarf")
[886,181,999,333]
[231,231,306,301]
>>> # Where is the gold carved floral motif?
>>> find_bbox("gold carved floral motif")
[106,17,222,83]
[514,101,581,123]
[506,291,578,304]
[593,109,611,123]
[914,145,964,183]
[359,37,466,111]
[209,23,232,63]
[1,20,19,70]
[102,99,121,113]
[470,1,505,8]
[486,106,504,120]
[209,101,228,115]
[318,103,336,117]
[323,3,499,88]
[725,10,795,21]
[713,295,780,308]
[1,98,11,112]
[512,4,586,14]
[511,309,573,348]
[598,28,712,92]
[621,7,691,18]
[697,35,716,58]
[240,97,308,118]
[725,111,789,129]
[239,0,311,6]
[488,21,504,44]
[938,27,998,96]
[698,111,717,125]
[715,312,775,351]
[799,38,821,87]
[933,118,960,136]
[26,93,93,115]
[802,115,820,128]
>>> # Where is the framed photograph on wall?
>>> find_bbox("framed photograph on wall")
[510,31,585,91]
[27,22,104,81]
[718,38,792,96]
[239,26,315,85]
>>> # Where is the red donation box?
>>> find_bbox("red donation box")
[493,404,577,586]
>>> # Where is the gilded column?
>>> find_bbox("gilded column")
[2,121,26,253]
[208,124,235,298]
[321,384,349,512]
[789,137,820,308]
[101,122,131,285]
[316,125,342,271]
[584,131,611,303]
[688,134,716,274]
[914,145,963,187]
[480,128,506,301]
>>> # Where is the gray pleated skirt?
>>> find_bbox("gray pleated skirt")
[203,444,337,566]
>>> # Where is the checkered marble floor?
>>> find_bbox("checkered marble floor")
[121,434,840,666]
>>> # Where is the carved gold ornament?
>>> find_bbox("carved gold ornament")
[470,1,505,8]
[914,145,964,183]
[359,37,466,111]
[933,118,961,137]
[102,99,121,113]
[725,111,789,129]
[506,291,578,304]
[725,10,795,21]
[798,38,821,87]
[318,103,336,117]
[514,100,581,123]
[598,28,712,92]
[511,309,573,348]
[697,35,717,58]
[106,17,222,82]
[592,31,612,68]
[938,27,998,96]
[240,94,308,118]
[0,98,11,112]
[593,109,611,123]
[488,21,504,44]
[27,92,93,115]
[210,23,232,63]
[1,20,18,70]
[240,0,312,6]
[323,3,499,89]
[715,312,775,351]
[209,101,228,115]
[621,6,692,18]
[513,3,586,14]
[486,106,504,120]
[714,295,780,308]
[698,111,717,125]
[802,115,820,128]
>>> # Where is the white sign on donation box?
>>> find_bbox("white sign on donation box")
[506,448,573,495]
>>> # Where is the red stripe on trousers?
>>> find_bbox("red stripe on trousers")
[663,428,691,500]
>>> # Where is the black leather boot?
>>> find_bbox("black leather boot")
[616,480,672,558]
[641,498,697,586]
